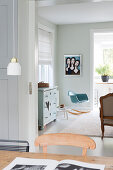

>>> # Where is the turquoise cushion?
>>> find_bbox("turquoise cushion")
[68,91,88,103]
[77,94,88,102]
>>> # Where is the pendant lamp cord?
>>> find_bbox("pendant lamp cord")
[13,0,15,58]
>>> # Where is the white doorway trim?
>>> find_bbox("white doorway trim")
[90,28,113,110]
[28,0,39,152]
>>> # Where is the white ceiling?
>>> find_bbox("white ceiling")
[38,1,113,25]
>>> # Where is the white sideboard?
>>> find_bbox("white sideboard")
[38,87,58,130]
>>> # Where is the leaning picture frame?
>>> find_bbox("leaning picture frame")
[64,54,81,76]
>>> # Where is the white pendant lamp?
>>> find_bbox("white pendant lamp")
[7,57,21,75]
[7,0,21,76]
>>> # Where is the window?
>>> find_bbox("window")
[38,28,53,86]
[103,48,113,65]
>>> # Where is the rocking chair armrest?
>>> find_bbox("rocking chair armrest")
[68,91,77,96]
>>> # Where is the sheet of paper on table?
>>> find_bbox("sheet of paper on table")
[4,157,105,170]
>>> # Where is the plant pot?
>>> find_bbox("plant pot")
[101,75,109,82]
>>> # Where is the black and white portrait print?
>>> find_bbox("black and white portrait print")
[11,164,46,170]
[55,163,100,170]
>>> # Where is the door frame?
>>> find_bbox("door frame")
[28,0,39,151]
[90,28,113,110]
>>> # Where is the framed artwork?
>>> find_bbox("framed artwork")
[64,54,81,76]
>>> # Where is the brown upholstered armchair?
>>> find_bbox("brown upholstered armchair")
[100,93,113,139]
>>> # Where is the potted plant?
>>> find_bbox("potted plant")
[96,64,113,82]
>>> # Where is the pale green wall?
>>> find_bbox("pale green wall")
[57,22,113,108]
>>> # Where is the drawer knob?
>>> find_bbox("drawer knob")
[46,102,49,110]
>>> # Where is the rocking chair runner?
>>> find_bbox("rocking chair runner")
[68,91,89,114]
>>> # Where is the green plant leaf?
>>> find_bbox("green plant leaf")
[96,64,113,76]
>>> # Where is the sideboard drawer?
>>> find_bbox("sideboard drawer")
[44,91,49,99]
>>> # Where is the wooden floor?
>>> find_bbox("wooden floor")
[38,111,113,157]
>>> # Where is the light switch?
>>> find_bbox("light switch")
[29,82,32,94]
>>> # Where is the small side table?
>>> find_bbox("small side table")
[57,107,68,120]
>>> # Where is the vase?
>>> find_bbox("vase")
[101,75,109,82]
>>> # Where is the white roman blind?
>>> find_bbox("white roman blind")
[38,28,52,65]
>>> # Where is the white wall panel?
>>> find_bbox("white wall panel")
[0,0,18,140]
[0,78,8,139]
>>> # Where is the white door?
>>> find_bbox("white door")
[0,0,18,139]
